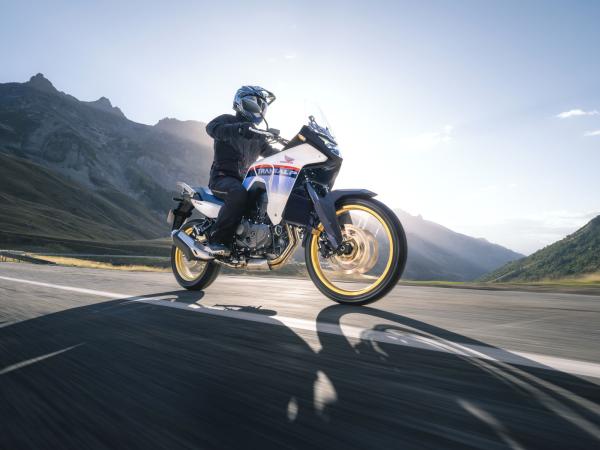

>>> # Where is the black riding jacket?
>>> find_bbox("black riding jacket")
[205,113,278,182]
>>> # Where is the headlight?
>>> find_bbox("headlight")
[327,143,341,156]
[319,136,341,156]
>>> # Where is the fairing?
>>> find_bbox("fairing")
[242,143,328,224]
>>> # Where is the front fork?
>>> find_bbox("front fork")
[304,185,378,258]
[305,183,343,250]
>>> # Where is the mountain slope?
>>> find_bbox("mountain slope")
[0,74,213,216]
[0,153,164,243]
[395,210,524,281]
[154,117,213,147]
[481,215,600,282]
[0,73,214,249]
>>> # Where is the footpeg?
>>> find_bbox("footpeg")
[201,243,231,257]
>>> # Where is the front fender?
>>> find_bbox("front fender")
[306,187,377,248]
[325,189,377,205]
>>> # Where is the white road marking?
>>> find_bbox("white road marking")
[2,274,600,379]
[0,344,83,375]
[0,275,125,299]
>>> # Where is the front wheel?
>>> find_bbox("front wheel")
[305,198,407,305]
[171,220,221,290]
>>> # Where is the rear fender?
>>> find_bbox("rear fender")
[170,198,194,231]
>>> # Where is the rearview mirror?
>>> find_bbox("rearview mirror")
[241,98,262,114]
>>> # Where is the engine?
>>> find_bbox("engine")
[235,220,272,250]
[234,192,292,259]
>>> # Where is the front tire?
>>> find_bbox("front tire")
[305,198,407,305]
[171,220,221,290]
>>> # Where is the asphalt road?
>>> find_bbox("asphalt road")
[1,262,599,450]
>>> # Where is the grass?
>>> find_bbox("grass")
[0,254,21,264]
[533,272,600,286]
[30,254,168,272]
[399,276,600,295]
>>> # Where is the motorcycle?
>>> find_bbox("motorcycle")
[168,107,407,305]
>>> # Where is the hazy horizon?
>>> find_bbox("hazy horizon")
[2,0,599,254]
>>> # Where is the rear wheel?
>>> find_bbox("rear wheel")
[305,198,407,305]
[171,220,221,290]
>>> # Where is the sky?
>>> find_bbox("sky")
[1,0,599,254]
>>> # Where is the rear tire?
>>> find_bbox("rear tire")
[305,197,407,305]
[171,220,221,290]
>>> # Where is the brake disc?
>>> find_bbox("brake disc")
[330,224,379,274]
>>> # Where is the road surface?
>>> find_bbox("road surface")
[1,262,599,449]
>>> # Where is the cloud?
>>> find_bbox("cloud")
[455,210,599,254]
[283,53,297,60]
[556,109,598,119]
[584,129,600,137]
[402,124,454,150]
[504,213,591,254]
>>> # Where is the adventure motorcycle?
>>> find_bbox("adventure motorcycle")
[168,112,407,305]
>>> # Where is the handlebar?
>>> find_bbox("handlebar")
[249,127,289,145]
[249,128,275,136]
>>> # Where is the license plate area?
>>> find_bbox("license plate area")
[166,209,175,225]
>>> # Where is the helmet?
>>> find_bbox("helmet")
[233,86,276,124]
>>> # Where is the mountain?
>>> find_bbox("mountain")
[0,74,523,279]
[0,74,212,211]
[154,117,213,147]
[0,74,213,248]
[480,215,600,282]
[0,152,164,239]
[395,210,524,281]
[84,96,126,118]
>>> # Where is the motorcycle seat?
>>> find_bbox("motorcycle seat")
[194,186,224,206]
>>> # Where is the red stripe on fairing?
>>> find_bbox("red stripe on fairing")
[251,164,300,171]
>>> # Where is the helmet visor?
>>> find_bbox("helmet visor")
[245,95,267,113]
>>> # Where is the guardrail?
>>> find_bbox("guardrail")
[0,250,56,265]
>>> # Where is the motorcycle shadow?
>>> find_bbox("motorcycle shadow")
[316,305,600,448]
[1,291,599,449]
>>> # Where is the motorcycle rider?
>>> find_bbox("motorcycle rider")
[203,86,279,256]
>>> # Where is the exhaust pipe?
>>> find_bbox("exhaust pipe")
[172,230,214,261]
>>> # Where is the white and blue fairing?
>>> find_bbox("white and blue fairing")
[242,144,327,224]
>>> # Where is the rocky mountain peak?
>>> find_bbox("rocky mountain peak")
[27,73,58,93]
[95,96,113,108]
[156,117,178,126]
[86,96,126,118]
[154,117,212,146]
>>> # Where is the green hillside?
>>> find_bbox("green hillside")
[0,153,168,252]
[0,74,213,255]
[480,215,600,282]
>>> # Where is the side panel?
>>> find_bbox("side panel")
[191,199,221,218]
[243,144,327,224]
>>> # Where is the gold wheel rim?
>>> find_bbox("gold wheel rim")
[310,204,394,296]
[174,227,208,282]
